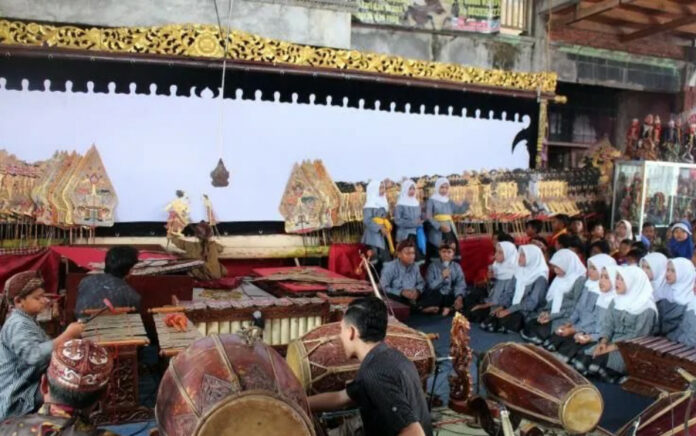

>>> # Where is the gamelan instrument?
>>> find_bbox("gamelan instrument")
[286,321,435,394]
[615,390,696,436]
[152,297,329,349]
[617,336,696,396]
[80,312,151,425]
[480,342,603,434]
[153,312,203,357]
[156,332,315,436]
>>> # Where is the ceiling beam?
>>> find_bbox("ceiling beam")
[622,0,696,15]
[566,0,620,24]
[621,13,696,41]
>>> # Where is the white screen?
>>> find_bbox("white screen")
[0,79,530,222]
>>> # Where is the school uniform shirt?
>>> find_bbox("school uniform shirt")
[658,300,687,337]
[508,276,548,316]
[658,258,696,336]
[394,181,421,243]
[380,260,425,298]
[362,207,389,250]
[508,245,550,317]
[0,309,53,419]
[574,254,617,340]
[346,342,433,436]
[425,260,466,298]
[542,250,587,330]
[538,276,587,330]
[568,291,601,340]
[424,179,469,248]
[671,306,696,346]
[394,205,421,242]
[486,279,516,308]
[599,301,657,373]
[600,266,658,373]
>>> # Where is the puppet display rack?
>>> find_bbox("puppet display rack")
[0,145,117,247]
[279,159,608,243]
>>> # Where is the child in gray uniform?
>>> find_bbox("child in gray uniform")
[362,180,392,272]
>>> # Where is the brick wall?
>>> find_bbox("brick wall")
[550,26,685,60]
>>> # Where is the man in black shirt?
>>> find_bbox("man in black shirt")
[308,297,432,436]
[75,246,141,316]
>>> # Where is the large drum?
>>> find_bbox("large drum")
[481,342,603,434]
[156,333,315,436]
[615,391,696,436]
[286,321,435,394]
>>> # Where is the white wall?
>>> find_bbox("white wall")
[0,78,530,222]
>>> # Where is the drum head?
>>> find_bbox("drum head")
[195,391,315,436]
[560,385,603,434]
[286,339,311,390]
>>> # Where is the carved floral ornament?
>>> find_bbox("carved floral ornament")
[0,19,557,94]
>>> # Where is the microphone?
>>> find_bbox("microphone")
[436,356,453,363]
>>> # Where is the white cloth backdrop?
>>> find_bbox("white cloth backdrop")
[0,78,530,222]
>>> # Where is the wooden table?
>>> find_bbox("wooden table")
[81,313,151,425]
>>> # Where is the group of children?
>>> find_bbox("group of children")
[479,235,696,383]
[367,181,696,383]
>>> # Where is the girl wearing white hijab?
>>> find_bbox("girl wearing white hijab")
[425,177,469,260]
[394,180,423,247]
[671,278,696,346]
[615,219,634,242]
[468,241,517,325]
[588,265,657,380]
[548,254,616,361]
[492,245,549,333]
[661,258,696,338]
[640,252,669,302]
[522,249,587,345]
[361,180,392,270]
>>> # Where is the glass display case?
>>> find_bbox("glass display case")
[611,161,696,233]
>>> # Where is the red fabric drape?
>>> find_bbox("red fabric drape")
[327,243,367,280]
[0,248,61,293]
[327,237,517,286]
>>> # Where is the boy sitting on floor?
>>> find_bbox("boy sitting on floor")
[0,271,84,419]
[380,240,425,306]
[422,242,466,315]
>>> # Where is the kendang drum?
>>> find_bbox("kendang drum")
[616,390,696,436]
[286,321,435,394]
[156,332,315,436]
[480,342,603,434]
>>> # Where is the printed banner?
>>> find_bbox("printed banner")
[355,0,501,33]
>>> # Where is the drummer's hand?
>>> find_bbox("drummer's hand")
[453,296,464,311]
[575,334,592,344]
[593,343,608,357]
[401,289,420,301]
[440,224,451,233]
[496,309,510,318]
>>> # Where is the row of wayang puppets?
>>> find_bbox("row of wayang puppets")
[625,114,696,162]
[279,160,605,236]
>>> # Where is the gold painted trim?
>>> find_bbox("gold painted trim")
[536,100,548,168]
[0,19,557,93]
